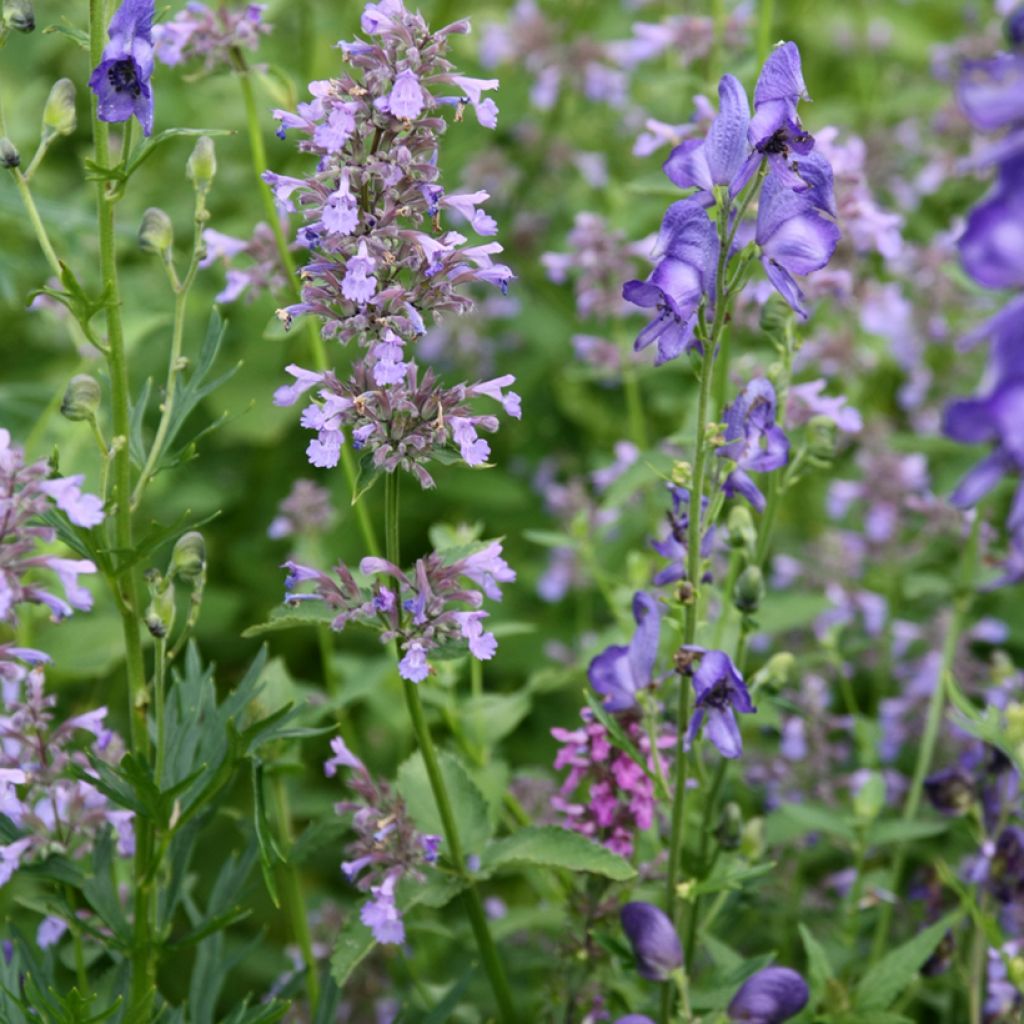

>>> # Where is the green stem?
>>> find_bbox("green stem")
[869,517,980,961]
[154,636,167,785]
[235,58,380,559]
[623,362,649,450]
[684,758,728,970]
[267,773,321,1012]
[384,473,517,1023]
[757,0,775,63]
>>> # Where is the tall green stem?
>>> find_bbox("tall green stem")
[235,59,380,559]
[870,517,980,961]
[757,0,775,63]
[384,473,517,1023]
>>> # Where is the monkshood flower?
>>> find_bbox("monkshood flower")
[727,966,810,1023]
[551,708,673,857]
[200,223,292,305]
[718,378,790,513]
[986,940,1023,1021]
[0,430,103,624]
[588,592,663,712]
[274,362,521,486]
[619,902,683,981]
[153,2,270,73]
[786,379,863,435]
[87,0,155,135]
[325,736,439,944]
[267,479,335,540]
[682,647,755,759]
[282,541,514,682]
[651,484,715,587]
[622,198,719,364]
[958,154,1024,290]
[0,665,133,891]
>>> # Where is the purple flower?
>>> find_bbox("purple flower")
[38,476,105,528]
[727,966,810,1023]
[957,53,1024,132]
[382,68,426,119]
[87,0,155,136]
[153,2,270,73]
[958,153,1024,290]
[684,648,756,759]
[341,241,378,303]
[360,872,404,944]
[324,736,366,777]
[650,484,715,586]
[588,592,662,712]
[718,378,790,512]
[620,901,684,981]
[36,915,68,950]
[756,151,840,317]
[623,199,719,364]
[748,42,810,151]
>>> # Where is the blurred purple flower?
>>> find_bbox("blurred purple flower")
[683,647,755,759]
[718,378,790,512]
[588,592,662,712]
[88,0,155,135]
[727,966,810,1023]
[620,901,683,981]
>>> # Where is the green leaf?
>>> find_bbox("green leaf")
[522,529,575,549]
[459,691,532,745]
[242,602,339,637]
[798,924,834,1008]
[865,819,949,847]
[765,803,855,844]
[351,452,383,503]
[481,826,636,881]
[692,858,775,896]
[396,750,493,855]
[252,761,284,908]
[124,128,235,179]
[853,911,962,1011]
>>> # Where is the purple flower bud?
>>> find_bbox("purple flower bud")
[727,966,809,1023]
[620,901,684,981]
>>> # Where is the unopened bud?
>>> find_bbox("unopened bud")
[727,505,756,553]
[186,136,217,191]
[145,574,175,638]
[715,801,743,851]
[733,565,764,614]
[0,137,20,169]
[3,0,34,32]
[60,374,101,422]
[740,816,765,861]
[42,79,77,137]
[752,651,794,692]
[138,207,174,255]
[759,293,791,336]
[853,771,886,823]
[807,414,837,462]
[171,531,206,582]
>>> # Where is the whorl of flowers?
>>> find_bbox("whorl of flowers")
[0,430,103,624]
[153,2,270,72]
[268,0,520,477]
[283,539,515,682]
[200,222,293,305]
[324,736,439,945]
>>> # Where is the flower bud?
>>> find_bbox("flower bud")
[170,531,206,582]
[0,137,20,169]
[186,136,217,192]
[727,966,809,1023]
[2,0,34,32]
[715,801,743,851]
[42,79,77,138]
[60,374,101,423]
[138,208,174,255]
[759,294,792,337]
[853,771,886,822]
[620,902,683,982]
[740,816,765,861]
[145,575,175,639]
[733,565,765,615]
[807,414,837,462]
[923,766,974,816]
[727,505,757,554]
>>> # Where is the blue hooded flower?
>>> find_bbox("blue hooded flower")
[88,0,155,136]
[958,153,1024,291]
[683,647,755,759]
[727,966,809,1023]
[718,378,790,512]
[650,484,715,586]
[588,592,662,712]
[622,198,718,365]
[620,902,683,981]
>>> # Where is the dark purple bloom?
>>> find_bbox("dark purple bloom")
[749,42,809,145]
[683,647,755,759]
[957,53,1024,132]
[651,484,715,585]
[923,765,975,816]
[87,0,155,135]
[727,966,810,1023]
[756,151,840,317]
[588,592,663,712]
[958,153,1024,290]
[718,378,790,512]
[622,198,718,364]
[989,826,1024,906]
[1008,6,1024,48]
[620,901,683,981]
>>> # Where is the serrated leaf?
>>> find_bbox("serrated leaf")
[242,602,339,637]
[854,911,962,1011]
[396,750,493,856]
[481,826,636,881]
[460,691,531,745]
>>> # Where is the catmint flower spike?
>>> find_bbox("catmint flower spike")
[138,207,173,255]
[42,79,76,138]
[727,966,809,1023]
[60,375,101,423]
[620,901,684,981]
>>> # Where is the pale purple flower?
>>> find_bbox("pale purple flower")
[361,872,404,944]
[588,592,662,712]
[684,648,756,759]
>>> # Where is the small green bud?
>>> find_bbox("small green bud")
[2,0,34,32]
[853,772,886,823]
[727,505,756,553]
[42,78,77,137]
[715,801,743,851]
[752,651,794,692]
[171,531,206,582]
[144,573,175,639]
[759,293,791,336]
[60,374,101,422]
[138,207,174,255]
[0,137,21,169]
[732,565,765,614]
[739,816,765,861]
[807,414,837,462]
[186,136,217,191]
